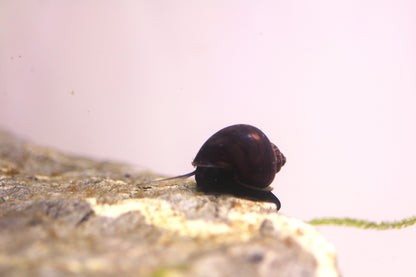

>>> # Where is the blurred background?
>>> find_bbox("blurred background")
[1,1,415,276]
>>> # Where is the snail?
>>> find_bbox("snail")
[146,124,286,210]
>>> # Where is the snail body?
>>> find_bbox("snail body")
[148,124,286,210]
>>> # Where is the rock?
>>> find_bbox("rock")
[0,130,340,277]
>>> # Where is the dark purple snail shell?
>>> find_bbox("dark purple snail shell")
[146,124,286,210]
[191,125,285,209]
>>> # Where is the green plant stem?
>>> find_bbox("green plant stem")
[309,216,416,230]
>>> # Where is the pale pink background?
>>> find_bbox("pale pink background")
[1,1,415,276]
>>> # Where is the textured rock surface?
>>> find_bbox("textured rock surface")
[0,130,340,277]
